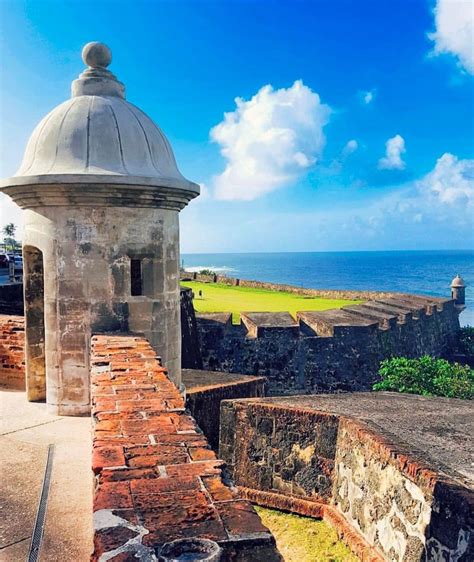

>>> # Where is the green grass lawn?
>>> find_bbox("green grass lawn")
[181,281,361,324]
[255,506,359,562]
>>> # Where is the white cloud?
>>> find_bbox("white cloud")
[343,139,358,156]
[210,80,331,201]
[429,0,474,74]
[418,152,474,204]
[328,152,474,243]
[360,89,376,104]
[197,182,210,200]
[378,134,406,170]
[376,152,474,232]
[181,152,474,253]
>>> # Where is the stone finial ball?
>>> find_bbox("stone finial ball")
[82,42,112,68]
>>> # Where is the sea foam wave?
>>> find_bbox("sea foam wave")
[183,265,237,273]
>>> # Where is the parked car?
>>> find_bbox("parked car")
[13,255,23,270]
[0,254,9,268]
[8,254,23,272]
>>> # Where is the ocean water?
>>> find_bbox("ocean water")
[181,250,474,326]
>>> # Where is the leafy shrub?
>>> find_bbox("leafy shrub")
[373,356,474,399]
[199,269,216,276]
[458,326,474,355]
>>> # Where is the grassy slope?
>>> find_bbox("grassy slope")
[181,281,361,323]
[255,506,359,562]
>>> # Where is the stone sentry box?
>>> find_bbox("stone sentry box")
[0,42,199,414]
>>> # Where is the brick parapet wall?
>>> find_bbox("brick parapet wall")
[90,334,281,561]
[197,296,461,395]
[219,398,474,562]
[0,314,25,390]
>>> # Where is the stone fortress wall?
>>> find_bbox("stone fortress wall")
[1,280,468,561]
[180,286,203,369]
[2,275,462,399]
[220,394,474,562]
[193,291,460,395]
[182,270,409,301]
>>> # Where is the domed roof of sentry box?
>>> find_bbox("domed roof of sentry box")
[451,274,466,288]
[0,42,199,210]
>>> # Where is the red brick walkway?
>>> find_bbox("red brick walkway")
[90,334,279,561]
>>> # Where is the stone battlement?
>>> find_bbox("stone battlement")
[196,295,461,395]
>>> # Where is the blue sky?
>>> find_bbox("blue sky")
[1,0,473,252]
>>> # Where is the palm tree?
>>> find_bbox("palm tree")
[3,223,16,238]
[2,223,19,251]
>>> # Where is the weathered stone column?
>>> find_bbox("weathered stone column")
[1,42,199,414]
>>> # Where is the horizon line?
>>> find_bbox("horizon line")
[181,248,474,256]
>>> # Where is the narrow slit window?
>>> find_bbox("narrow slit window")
[130,259,143,296]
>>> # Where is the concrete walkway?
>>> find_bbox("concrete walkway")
[0,389,92,561]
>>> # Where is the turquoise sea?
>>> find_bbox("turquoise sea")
[181,250,474,327]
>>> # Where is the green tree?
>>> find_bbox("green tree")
[373,356,474,399]
[3,223,16,237]
[2,223,19,251]
[458,326,474,356]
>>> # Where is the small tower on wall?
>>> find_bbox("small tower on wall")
[451,274,466,307]
[0,43,199,415]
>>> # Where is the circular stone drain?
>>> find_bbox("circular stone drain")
[157,538,222,561]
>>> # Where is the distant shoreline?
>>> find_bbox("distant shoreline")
[181,250,473,326]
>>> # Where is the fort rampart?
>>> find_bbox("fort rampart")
[220,394,474,562]
[181,271,411,301]
[195,294,461,395]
